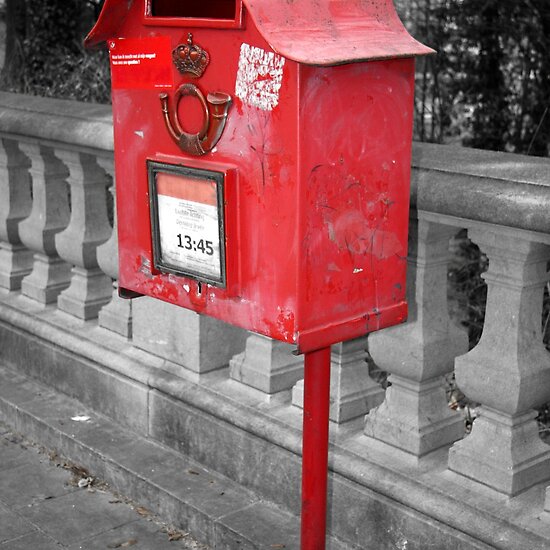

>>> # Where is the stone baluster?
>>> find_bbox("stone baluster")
[54,150,112,319]
[132,298,247,381]
[292,337,385,423]
[95,156,132,338]
[448,228,550,496]
[544,487,550,513]
[364,217,468,456]
[18,143,72,303]
[230,333,303,402]
[0,139,33,290]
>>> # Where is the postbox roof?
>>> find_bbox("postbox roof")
[86,0,433,62]
[243,0,434,63]
[84,0,133,49]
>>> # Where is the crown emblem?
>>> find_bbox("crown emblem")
[172,33,210,78]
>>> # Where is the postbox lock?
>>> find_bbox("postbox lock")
[159,83,232,156]
[172,33,210,78]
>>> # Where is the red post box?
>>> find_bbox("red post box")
[86,0,431,354]
[87,2,431,547]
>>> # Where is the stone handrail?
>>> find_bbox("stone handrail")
[411,141,550,233]
[0,92,113,152]
[1,91,549,548]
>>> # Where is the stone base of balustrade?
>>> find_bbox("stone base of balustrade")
[448,407,550,496]
[292,338,385,424]
[364,375,465,456]
[229,334,303,398]
[0,243,33,290]
[21,253,72,304]
[98,285,132,338]
[0,292,550,549]
[132,297,247,379]
[292,377,385,423]
[57,266,112,320]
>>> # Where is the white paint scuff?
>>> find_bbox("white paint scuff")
[235,43,285,111]
[71,415,91,422]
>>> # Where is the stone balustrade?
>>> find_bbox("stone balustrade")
[0,92,549,549]
[408,144,550,498]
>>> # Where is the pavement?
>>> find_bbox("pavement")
[0,421,210,550]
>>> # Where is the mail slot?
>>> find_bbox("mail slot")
[86,0,432,353]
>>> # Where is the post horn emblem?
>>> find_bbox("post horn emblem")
[160,84,232,157]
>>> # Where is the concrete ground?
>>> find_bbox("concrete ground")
[0,421,210,549]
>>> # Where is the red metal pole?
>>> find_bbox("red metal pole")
[301,346,331,550]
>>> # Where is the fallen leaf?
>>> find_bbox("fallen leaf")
[107,539,138,549]
[135,506,150,517]
[66,463,90,477]
[187,469,200,475]
[168,531,184,541]
[34,494,55,501]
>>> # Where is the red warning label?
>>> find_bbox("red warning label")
[109,36,173,90]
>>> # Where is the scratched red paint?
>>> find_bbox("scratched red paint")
[87,0,430,352]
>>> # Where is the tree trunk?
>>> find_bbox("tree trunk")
[2,0,26,83]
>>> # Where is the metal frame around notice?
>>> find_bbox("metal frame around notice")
[147,160,227,288]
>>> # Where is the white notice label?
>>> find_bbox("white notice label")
[155,171,223,282]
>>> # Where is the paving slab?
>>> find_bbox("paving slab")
[0,502,37,544]
[0,454,75,508]
[0,530,61,549]
[0,430,43,470]
[0,422,210,549]
[68,517,208,550]
[18,489,141,546]
[214,501,301,550]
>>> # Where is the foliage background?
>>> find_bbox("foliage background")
[395,0,550,157]
[1,0,110,103]
[2,0,548,156]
